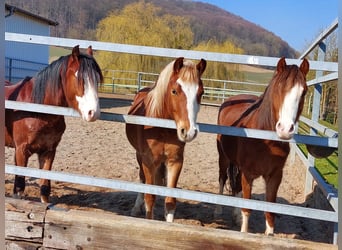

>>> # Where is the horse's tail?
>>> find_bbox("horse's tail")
[155,163,166,186]
[226,162,242,195]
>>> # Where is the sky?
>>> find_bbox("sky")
[198,0,338,52]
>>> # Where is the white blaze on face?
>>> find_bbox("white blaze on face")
[276,83,304,139]
[75,74,100,122]
[177,79,200,142]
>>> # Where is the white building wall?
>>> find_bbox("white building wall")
[5,11,52,81]
[5,13,50,63]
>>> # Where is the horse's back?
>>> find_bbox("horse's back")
[126,88,150,150]
[218,94,258,126]
[127,87,150,116]
[5,80,27,147]
[5,81,21,100]
[5,77,33,101]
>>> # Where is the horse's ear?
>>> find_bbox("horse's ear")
[72,45,80,59]
[87,45,93,56]
[300,58,310,76]
[173,57,184,73]
[197,59,207,76]
[276,57,286,73]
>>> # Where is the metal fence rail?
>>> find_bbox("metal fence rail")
[5,100,338,148]
[5,32,338,72]
[5,164,337,223]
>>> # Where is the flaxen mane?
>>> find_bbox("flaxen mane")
[146,59,199,117]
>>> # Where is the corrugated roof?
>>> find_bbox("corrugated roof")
[5,3,59,26]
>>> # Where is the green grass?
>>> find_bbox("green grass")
[298,119,338,189]
[298,144,338,189]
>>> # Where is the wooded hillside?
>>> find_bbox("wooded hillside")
[6,0,297,58]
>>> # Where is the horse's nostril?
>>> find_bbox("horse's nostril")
[289,124,294,133]
[181,128,186,137]
[88,110,94,118]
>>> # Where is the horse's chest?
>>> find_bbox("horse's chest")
[141,128,184,159]
[237,139,289,175]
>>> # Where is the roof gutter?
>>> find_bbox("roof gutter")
[5,6,15,18]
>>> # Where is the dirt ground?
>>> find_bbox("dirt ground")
[5,95,335,245]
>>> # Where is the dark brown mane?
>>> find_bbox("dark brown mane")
[247,63,305,131]
[31,53,102,104]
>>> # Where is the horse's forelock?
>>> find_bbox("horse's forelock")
[178,59,199,84]
[78,54,103,88]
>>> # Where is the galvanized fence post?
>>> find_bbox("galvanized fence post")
[305,41,326,196]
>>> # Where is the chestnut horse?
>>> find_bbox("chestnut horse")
[5,45,103,203]
[126,57,206,222]
[216,57,309,235]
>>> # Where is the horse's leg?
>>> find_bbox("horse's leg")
[13,146,30,198]
[240,173,252,233]
[164,160,183,222]
[38,150,56,203]
[131,154,146,216]
[264,169,283,235]
[141,162,156,220]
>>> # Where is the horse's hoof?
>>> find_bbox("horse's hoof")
[40,196,49,203]
[265,226,274,236]
[13,192,23,199]
[131,206,143,217]
[214,205,223,216]
[232,207,242,226]
[165,212,174,222]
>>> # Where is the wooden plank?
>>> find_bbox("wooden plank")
[5,197,48,243]
[43,208,337,250]
[5,241,42,250]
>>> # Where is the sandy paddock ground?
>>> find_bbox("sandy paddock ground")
[5,95,335,244]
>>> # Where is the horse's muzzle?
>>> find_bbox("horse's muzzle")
[275,121,295,140]
[81,108,100,122]
[177,126,198,142]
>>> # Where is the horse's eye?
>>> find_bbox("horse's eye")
[171,89,177,95]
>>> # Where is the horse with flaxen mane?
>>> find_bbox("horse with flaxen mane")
[5,45,103,203]
[126,57,206,222]
[216,57,309,235]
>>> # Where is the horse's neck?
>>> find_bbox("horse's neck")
[253,92,276,131]
[128,90,149,116]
